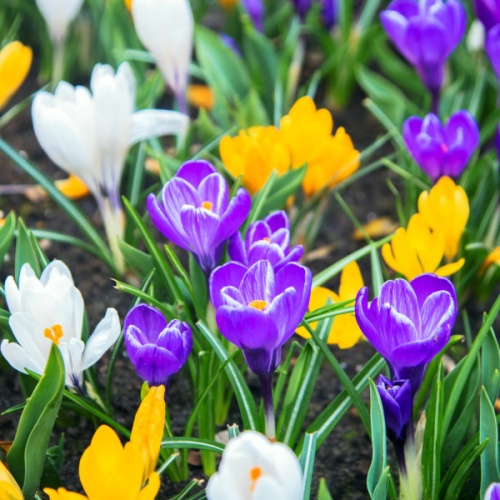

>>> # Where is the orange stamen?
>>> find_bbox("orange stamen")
[250,466,262,492]
[202,201,213,210]
[44,324,64,346]
[248,300,267,311]
[262,237,270,243]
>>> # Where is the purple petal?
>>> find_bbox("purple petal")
[247,241,285,267]
[445,111,480,152]
[176,160,217,189]
[239,260,276,304]
[219,286,245,307]
[420,290,456,342]
[157,321,193,363]
[264,210,289,232]
[378,279,420,333]
[216,188,251,244]
[227,232,248,265]
[209,262,247,308]
[486,24,500,79]
[410,274,457,311]
[246,221,272,247]
[147,193,188,249]
[441,147,470,178]
[198,173,229,214]
[355,287,384,349]
[265,285,300,344]
[124,304,167,343]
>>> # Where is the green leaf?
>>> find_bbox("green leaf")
[15,218,41,281]
[261,165,306,215]
[481,328,500,405]
[318,478,333,500]
[161,436,225,455]
[299,432,318,500]
[480,387,500,497]
[7,345,65,498]
[367,379,388,499]
[0,211,16,264]
[118,240,154,278]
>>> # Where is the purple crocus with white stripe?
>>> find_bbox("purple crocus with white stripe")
[473,0,500,32]
[355,274,457,393]
[228,211,304,272]
[485,483,500,500]
[147,160,251,273]
[403,111,479,182]
[124,304,192,387]
[380,0,466,113]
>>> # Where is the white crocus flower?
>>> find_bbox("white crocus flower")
[1,260,120,389]
[132,0,194,113]
[35,0,84,45]
[206,431,303,500]
[32,62,189,272]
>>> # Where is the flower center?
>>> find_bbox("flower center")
[248,300,267,311]
[44,324,64,346]
[201,201,213,210]
[440,143,448,154]
[262,237,270,243]
[249,466,262,492]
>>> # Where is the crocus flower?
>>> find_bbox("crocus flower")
[1,261,120,389]
[206,430,303,500]
[0,41,32,110]
[44,425,160,500]
[377,375,413,443]
[124,304,192,387]
[292,0,313,21]
[403,111,479,182]
[228,211,304,272]
[380,0,466,112]
[130,385,166,480]
[147,160,251,273]
[280,96,360,196]
[321,0,339,30]
[32,62,188,272]
[473,0,500,32]
[210,260,312,376]
[131,0,194,113]
[418,175,469,260]
[355,273,457,392]
[35,0,84,45]
[296,261,364,348]
[0,461,22,500]
[242,0,265,31]
[220,126,291,195]
[485,483,500,500]
[486,24,500,99]
[382,213,465,280]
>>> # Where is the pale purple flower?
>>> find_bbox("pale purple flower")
[380,0,466,112]
[473,0,500,32]
[124,304,192,387]
[355,274,457,392]
[209,260,312,376]
[485,483,500,500]
[147,160,251,273]
[377,375,413,442]
[228,211,304,272]
[242,0,264,31]
[403,111,479,181]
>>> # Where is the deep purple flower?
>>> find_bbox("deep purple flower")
[228,211,304,272]
[209,260,312,375]
[485,483,500,500]
[147,160,251,273]
[242,0,264,31]
[473,0,500,32]
[377,375,413,442]
[124,304,192,387]
[403,111,479,181]
[320,0,339,30]
[292,0,313,20]
[355,274,457,392]
[380,0,466,111]
[486,24,500,100]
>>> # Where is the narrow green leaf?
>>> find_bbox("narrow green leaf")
[0,211,16,264]
[318,478,333,500]
[480,387,500,497]
[15,218,41,280]
[481,328,500,404]
[161,437,225,455]
[299,432,318,500]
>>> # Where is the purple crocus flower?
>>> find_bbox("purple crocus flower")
[220,34,242,56]
[380,0,466,113]
[403,111,479,182]
[320,0,339,30]
[473,0,500,32]
[377,375,413,443]
[147,160,251,274]
[242,0,264,31]
[124,304,192,387]
[355,274,457,393]
[485,483,500,500]
[228,211,304,272]
[292,0,313,21]
[209,260,312,376]
[486,24,500,103]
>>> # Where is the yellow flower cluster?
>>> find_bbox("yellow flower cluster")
[44,385,166,500]
[0,41,32,110]
[220,96,360,197]
[382,176,468,280]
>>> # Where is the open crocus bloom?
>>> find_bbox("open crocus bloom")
[1,261,120,389]
[206,430,303,500]
[355,274,457,392]
[32,62,188,271]
[35,0,84,45]
[0,41,32,110]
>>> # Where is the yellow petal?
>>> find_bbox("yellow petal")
[0,461,23,500]
[382,227,424,280]
[328,314,364,349]
[55,175,90,199]
[338,261,364,302]
[187,84,214,110]
[0,41,32,109]
[352,217,399,241]
[137,472,161,500]
[435,257,465,277]
[130,385,166,479]
[125,0,133,13]
[481,246,500,273]
[43,488,88,500]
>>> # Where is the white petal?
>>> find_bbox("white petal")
[5,275,22,314]
[35,0,84,44]
[81,308,121,370]
[1,339,45,375]
[59,338,85,387]
[129,109,189,145]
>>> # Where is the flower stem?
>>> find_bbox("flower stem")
[259,373,276,439]
[51,41,65,90]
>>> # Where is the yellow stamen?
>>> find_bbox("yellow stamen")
[202,201,213,210]
[248,300,267,311]
[250,466,262,492]
[44,324,64,346]
[262,237,271,243]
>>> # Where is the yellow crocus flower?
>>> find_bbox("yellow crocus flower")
[0,41,32,110]
[0,461,23,500]
[382,213,464,280]
[130,385,166,480]
[220,125,291,194]
[296,261,365,348]
[418,176,469,260]
[480,246,500,273]
[280,96,360,197]
[44,488,87,500]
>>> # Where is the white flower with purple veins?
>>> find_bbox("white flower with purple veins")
[35,0,84,45]
[32,62,189,272]
[1,261,120,389]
